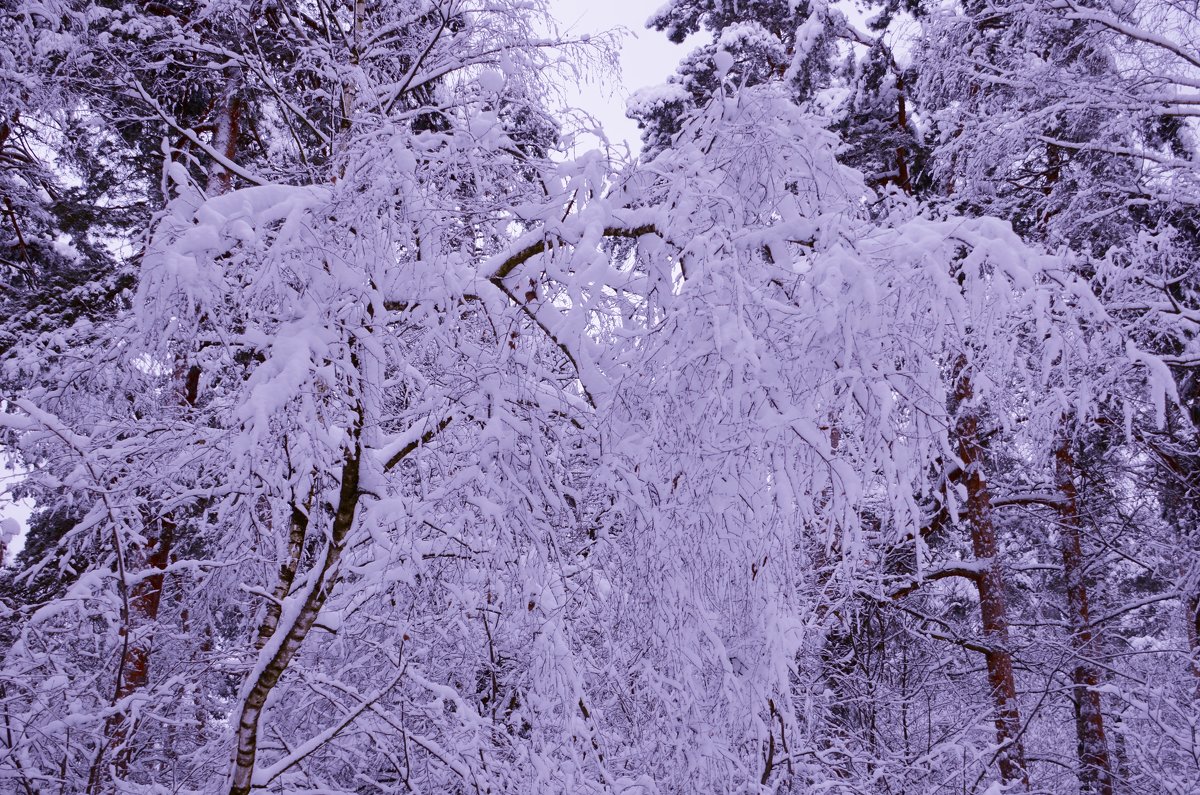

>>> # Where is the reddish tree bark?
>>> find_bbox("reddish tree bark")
[1054,433,1114,795]
[894,73,913,196]
[953,361,1030,790]
[87,361,201,790]
[87,517,176,792]
[206,72,244,196]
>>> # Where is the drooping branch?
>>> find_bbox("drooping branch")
[884,563,985,601]
[384,219,663,409]
[381,415,454,472]
[127,78,266,189]
[487,222,660,283]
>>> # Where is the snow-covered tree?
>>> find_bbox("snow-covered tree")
[2,0,1198,793]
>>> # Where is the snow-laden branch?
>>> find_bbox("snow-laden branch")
[126,78,267,189]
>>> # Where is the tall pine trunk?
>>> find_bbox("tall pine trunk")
[206,70,244,196]
[1053,431,1114,795]
[87,365,199,790]
[953,360,1030,790]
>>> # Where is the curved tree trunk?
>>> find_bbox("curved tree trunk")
[227,434,362,795]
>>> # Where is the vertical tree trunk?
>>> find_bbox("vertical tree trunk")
[85,517,175,792]
[87,363,201,791]
[206,70,244,196]
[953,361,1030,790]
[1188,591,1200,681]
[114,521,175,707]
[1054,433,1113,795]
[894,74,913,196]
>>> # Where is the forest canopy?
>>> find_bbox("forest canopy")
[1,0,1199,793]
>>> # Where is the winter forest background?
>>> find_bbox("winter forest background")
[2,0,1200,792]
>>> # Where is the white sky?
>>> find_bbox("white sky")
[550,0,695,154]
[0,455,30,565]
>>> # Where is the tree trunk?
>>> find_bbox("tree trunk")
[206,70,244,196]
[953,361,1030,790]
[85,517,174,792]
[1053,434,1114,794]
[227,435,361,795]
[253,499,310,651]
[1188,591,1200,681]
[87,363,201,791]
[894,74,913,196]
